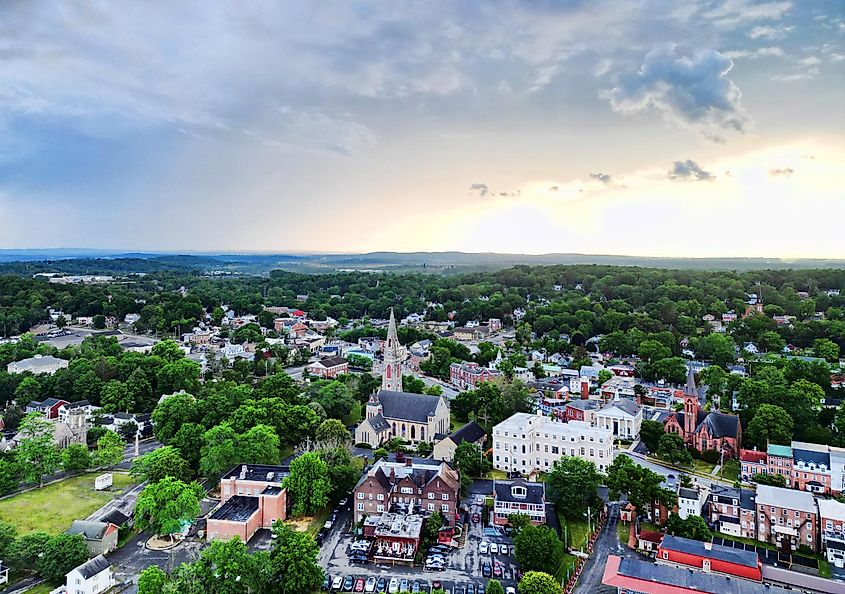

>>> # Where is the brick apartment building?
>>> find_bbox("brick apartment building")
[449,361,502,390]
[306,356,349,379]
[755,485,818,553]
[352,458,460,526]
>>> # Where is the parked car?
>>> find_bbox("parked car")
[376,577,386,592]
[505,588,516,594]
[388,578,400,593]
[482,562,492,577]
[432,581,443,590]
[490,542,500,554]
[479,541,489,554]
[343,575,354,591]
[322,575,331,590]
[332,575,343,591]
[477,586,485,594]
[339,497,348,506]
[412,581,421,593]
[499,544,509,555]
[471,513,480,523]
[467,585,475,594]
[365,576,376,592]
[399,579,409,592]
[355,578,365,593]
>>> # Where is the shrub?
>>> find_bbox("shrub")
[700,449,720,464]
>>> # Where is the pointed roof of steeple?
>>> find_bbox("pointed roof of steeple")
[685,366,697,396]
[386,308,399,350]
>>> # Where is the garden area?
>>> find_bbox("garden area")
[0,472,135,534]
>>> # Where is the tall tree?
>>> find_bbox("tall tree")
[745,404,794,448]
[266,523,324,594]
[38,533,89,583]
[16,412,60,487]
[131,446,192,483]
[95,430,125,467]
[134,477,204,538]
[517,571,562,594]
[513,525,563,575]
[239,424,281,465]
[545,457,601,521]
[282,452,330,517]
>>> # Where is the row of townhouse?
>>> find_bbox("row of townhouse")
[740,441,845,495]
[449,361,502,390]
[705,481,845,569]
[491,411,615,475]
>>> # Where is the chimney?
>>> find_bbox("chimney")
[405,457,413,468]
[581,380,589,399]
[704,541,713,551]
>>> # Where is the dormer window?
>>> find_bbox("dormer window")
[512,486,527,499]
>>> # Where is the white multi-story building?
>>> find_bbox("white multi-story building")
[594,398,642,441]
[492,412,614,475]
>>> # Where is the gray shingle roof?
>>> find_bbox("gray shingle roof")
[494,480,545,505]
[75,554,111,580]
[793,447,830,466]
[369,413,390,433]
[696,411,740,439]
[660,534,758,569]
[67,520,111,541]
[447,421,485,446]
[378,390,442,423]
[616,557,790,594]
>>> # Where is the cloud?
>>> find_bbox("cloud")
[723,46,784,59]
[705,1,793,27]
[772,66,820,81]
[589,172,614,184]
[769,167,794,176]
[469,183,489,198]
[668,159,715,181]
[748,25,794,39]
[603,43,750,140]
[800,56,821,66]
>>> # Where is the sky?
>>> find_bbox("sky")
[0,0,843,257]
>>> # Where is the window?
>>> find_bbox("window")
[357,492,365,499]
[442,494,449,500]
[377,494,384,501]
[428,492,434,499]
[662,552,668,560]
[377,505,384,512]
[428,503,434,511]
[357,503,364,511]
[441,504,449,513]
[401,487,413,494]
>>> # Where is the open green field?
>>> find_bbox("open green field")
[0,472,135,535]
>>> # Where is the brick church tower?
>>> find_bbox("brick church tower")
[683,366,699,439]
[381,308,402,392]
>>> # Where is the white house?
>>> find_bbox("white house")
[677,486,706,520]
[59,554,113,594]
[594,398,642,441]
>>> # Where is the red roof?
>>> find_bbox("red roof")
[638,530,664,544]
[739,449,767,464]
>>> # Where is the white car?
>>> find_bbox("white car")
[490,542,499,554]
[499,544,509,555]
[388,577,400,593]
[479,541,489,554]
[331,576,343,590]
[365,576,376,592]
[506,588,516,594]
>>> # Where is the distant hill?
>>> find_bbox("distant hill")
[1,249,845,275]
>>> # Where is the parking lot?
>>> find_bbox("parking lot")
[319,496,520,592]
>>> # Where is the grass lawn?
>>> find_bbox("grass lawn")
[450,412,466,431]
[719,459,740,481]
[484,469,507,480]
[616,520,632,546]
[693,460,716,475]
[0,472,135,535]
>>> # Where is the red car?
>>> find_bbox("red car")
[432,581,443,590]
[354,578,365,592]
[493,563,503,578]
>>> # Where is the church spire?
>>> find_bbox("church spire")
[381,308,402,391]
[685,365,697,395]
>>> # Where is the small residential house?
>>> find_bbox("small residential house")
[66,521,119,557]
[493,479,546,526]
[25,398,68,420]
[63,555,113,594]
[432,421,486,463]
[819,498,845,570]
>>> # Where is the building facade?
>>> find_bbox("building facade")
[492,412,614,475]
[207,464,288,542]
[754,485,818,553]
[449,361,502,390]
[492,480,546,526]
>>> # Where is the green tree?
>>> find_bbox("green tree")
[239,424,281,465]
[752,473,787,487]
[546,457,601,521]
[666,512,712,541]
[8,531,50,570]
[657,433,693,466]
[131,446,192,483]
[134,476,204,538]
[507,513,531,536]
[170,422,205,473]
[96,430,125,467]
[638,339,671,362]
[92,315,106,329]
[157,359,201,395]
[267,523,324,594]
[513,525,563,575]
[606,455,675,511]
[454,441,490,478]
[61,443,92,473]
[0,519,17,561]
[152,391,198,444]
[0,458,17,495]
[639,419,665,454]
[138,565,168,594]
[813,338,840,362]
[315,418,352,448]
[151,339,185,362]
[517,570,562,594]
[200,424,239,480]
[258,372,302,405]
[14,376,41,404]
[283,452,331,517]
[402,375,426,394]
[745,404,794,448]
[487,580,505,594]
[100,379,133,412]
[38,533,88,583]
[16,411,60,486]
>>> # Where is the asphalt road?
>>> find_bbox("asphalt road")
[571,503,649,594]
[622,451,732,492]
[116,438,162,470]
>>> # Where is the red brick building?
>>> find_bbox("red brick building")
[664,369,741,458]
[353,458,460,526]
[207,464,288,542]
[657,534,763,582]
[449,361,502,390]
[755,485,818,553]
[306,356,349,379]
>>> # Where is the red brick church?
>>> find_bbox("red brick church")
[664,368,741,458]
